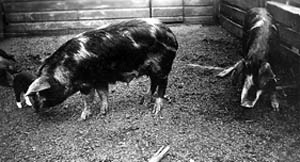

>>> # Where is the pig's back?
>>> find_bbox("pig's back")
[40,19,178,85]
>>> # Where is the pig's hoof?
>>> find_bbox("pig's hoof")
[271,101,279,112]
[152,98,164,114]
[25,100,32,106]
[241,101,254,108]
[16,102,22,109]
[80,110,92,121]
[24,95,32,106]
[100,102,109,115]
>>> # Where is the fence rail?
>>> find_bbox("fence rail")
[0,0,218,37]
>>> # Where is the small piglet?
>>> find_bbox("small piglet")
[25,18,178,120]
[0,49,17,73]
[0,49,19,87]
[13,71,36,109]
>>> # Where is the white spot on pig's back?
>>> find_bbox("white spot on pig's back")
[123,31,141,48]
[53,66,71,85]
[78,36,89,44]
[73,38,97,62]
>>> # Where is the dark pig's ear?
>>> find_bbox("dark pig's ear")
[25,76,51,96]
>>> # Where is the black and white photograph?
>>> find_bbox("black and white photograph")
[0,0,299,161]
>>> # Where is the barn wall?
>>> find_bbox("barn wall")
[1,0,219,37]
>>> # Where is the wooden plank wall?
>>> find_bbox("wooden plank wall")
[184,0,215,24]
[0,0,218,37]
[219,0,300,38]
[266,1,300,65]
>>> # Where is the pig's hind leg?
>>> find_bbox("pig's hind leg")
[96,83,109,115]
[80,89,95,120]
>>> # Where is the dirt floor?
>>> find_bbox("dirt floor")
[0,24,299,162]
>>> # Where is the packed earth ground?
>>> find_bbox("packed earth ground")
[0,24,299,162]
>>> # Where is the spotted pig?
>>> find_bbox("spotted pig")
[25,18,178,120]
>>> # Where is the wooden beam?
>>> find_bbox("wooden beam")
[184,16,215,24]
[184,6,214,16]
[219,14,243,38]
[152,0,182,7]
[152,7,182,17]
[6,8,150,23]
[220,3,246,26]
[278,25,300,50]
[267,1,300,33]
[221,0,260,10]
[3,0,149,12]
[5,19,128,33]
[184,0,214,6]
[280,44,300,64]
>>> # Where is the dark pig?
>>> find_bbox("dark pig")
[218,8,280,111]
[0,49,18,87]
[25,18,178,120]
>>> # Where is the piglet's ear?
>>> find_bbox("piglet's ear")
[25,76,51,96]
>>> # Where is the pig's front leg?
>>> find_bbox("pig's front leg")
[80,89,95,120]
[153,78,168,114]
[96,83,109,115]
[270,91,279,111]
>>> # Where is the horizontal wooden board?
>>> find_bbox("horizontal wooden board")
[6,11,78,22]
[270,0,300,7]
[220,3,245,26]
[79,8,150,20]
[184,0,214,6]
[5,18,183,35]
[2,0,61,2]
[280,44,300,63]
[6,8,150,22]
[278,25,300,50]
[184,6,214,16]
[154,16,184,23]
[152,0,182,7]
[267,1,300,33]
[184,16,215,24]
[5,19,128,33]
[152,7,183,17]
[3,0,149,12]
[219,14,243,38]
[221,0,261,10]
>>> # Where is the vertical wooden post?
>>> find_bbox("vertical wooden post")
[214,0,220,23]
[0,0,4,39]
[182,0,185,23]
[149,0,152,18]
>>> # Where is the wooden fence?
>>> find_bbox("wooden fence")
[0,0,218,37]
[219,0,300,80]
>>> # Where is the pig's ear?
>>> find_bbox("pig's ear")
[259,62,275,78]
[25,76,51,96]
